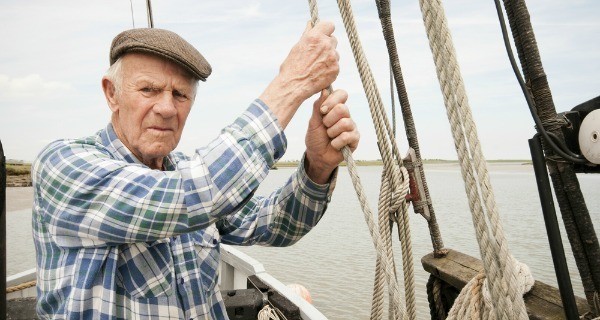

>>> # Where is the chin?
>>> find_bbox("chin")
[144,145,175,159]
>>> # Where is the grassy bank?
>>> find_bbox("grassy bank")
[6,164,31,176]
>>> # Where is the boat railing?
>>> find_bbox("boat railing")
[220,244,327,320]
[5,245,327,320]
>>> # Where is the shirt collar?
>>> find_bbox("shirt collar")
[97,123,177,170]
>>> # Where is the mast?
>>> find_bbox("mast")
[502,0,600,315]
[1,140,6,318]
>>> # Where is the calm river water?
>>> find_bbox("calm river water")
[6,163,600,319]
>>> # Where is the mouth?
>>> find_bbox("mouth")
[148,126,174,131]
[148,126,174,133]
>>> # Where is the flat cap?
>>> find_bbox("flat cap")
[110,28,211,81]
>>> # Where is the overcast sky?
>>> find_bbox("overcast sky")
[0,0,598,162]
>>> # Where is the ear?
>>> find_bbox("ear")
[102,77,119,113]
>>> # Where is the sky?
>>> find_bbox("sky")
[0,0,598,162]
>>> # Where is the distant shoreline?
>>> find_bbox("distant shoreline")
[3,160,533,187]
[273,159,532,168]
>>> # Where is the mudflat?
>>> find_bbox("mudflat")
[6,187,33,212]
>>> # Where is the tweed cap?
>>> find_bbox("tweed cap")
[110,28,211,81]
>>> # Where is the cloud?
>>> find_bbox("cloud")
[0,74,73,100]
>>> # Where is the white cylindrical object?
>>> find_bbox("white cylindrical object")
[578,109,600,164]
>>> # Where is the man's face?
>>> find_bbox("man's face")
[107,53,195,167]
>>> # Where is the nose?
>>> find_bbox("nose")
[153,92,177,118]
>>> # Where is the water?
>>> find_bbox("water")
[6,164,600,319]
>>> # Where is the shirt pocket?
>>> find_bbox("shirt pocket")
[191,224,221,293]
[117,238,174,298]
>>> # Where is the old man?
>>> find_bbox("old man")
[32,22,358,319]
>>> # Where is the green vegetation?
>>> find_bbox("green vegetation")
[6,164,31,176]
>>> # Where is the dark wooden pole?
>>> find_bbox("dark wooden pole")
[503,0,600,314]
[1,140,6,317]
[530,135,579,319]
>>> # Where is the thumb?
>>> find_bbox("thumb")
[311,89,329,121]
[302,21,313,36]
[314,89,330,111]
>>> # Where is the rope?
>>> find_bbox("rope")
[426,275,446,320]
[418,0,532,319]
[310,0,420,318]
[307,1,416,319]
[258,305,282,320]
[335,1,416,316]
[446,260,534,319]
[6,280,36,293]
[374,0,446,258]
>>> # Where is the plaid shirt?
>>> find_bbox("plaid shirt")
[32,100,335,319]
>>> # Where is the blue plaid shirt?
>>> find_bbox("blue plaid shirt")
[32,100,335,319]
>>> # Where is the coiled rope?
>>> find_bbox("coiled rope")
[417,0,533,319]
[307,1,416,319]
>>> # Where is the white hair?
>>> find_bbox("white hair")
[104,58,124,97]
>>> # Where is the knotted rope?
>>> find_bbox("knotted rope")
[307,1,416,319]
[258,305,282,320]
[446,259,533,319]
[418,0,533,319]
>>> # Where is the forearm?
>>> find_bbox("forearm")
[258,75,307,130]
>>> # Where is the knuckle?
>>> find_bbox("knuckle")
[306,34,320,45]
[342,118,355,130]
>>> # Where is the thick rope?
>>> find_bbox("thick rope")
[426,275,446,320]
[418,0,532,319]
[306,2,416,319]
[447,260,534,319]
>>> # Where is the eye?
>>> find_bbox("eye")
[140,87,159,96]
[173,90,189,102]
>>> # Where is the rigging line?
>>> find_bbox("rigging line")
[129,0,135,28]
[306,1,412,319]
[389,63,396,138]
[492,0,586,164]
[146,0,154,28]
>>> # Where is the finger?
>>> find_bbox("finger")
[331,131,360,151]
[320,89,348,115]
[312,21,335,36]
[322,103,350,128]
[302,21,312,35]
[330,35,338,49]
[326,118,356,139]
[313,89,330,110]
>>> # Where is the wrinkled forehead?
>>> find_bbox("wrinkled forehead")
[120,52,198,89]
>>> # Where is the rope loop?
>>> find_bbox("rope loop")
[258,305,282,320]
[417,0,532,318]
